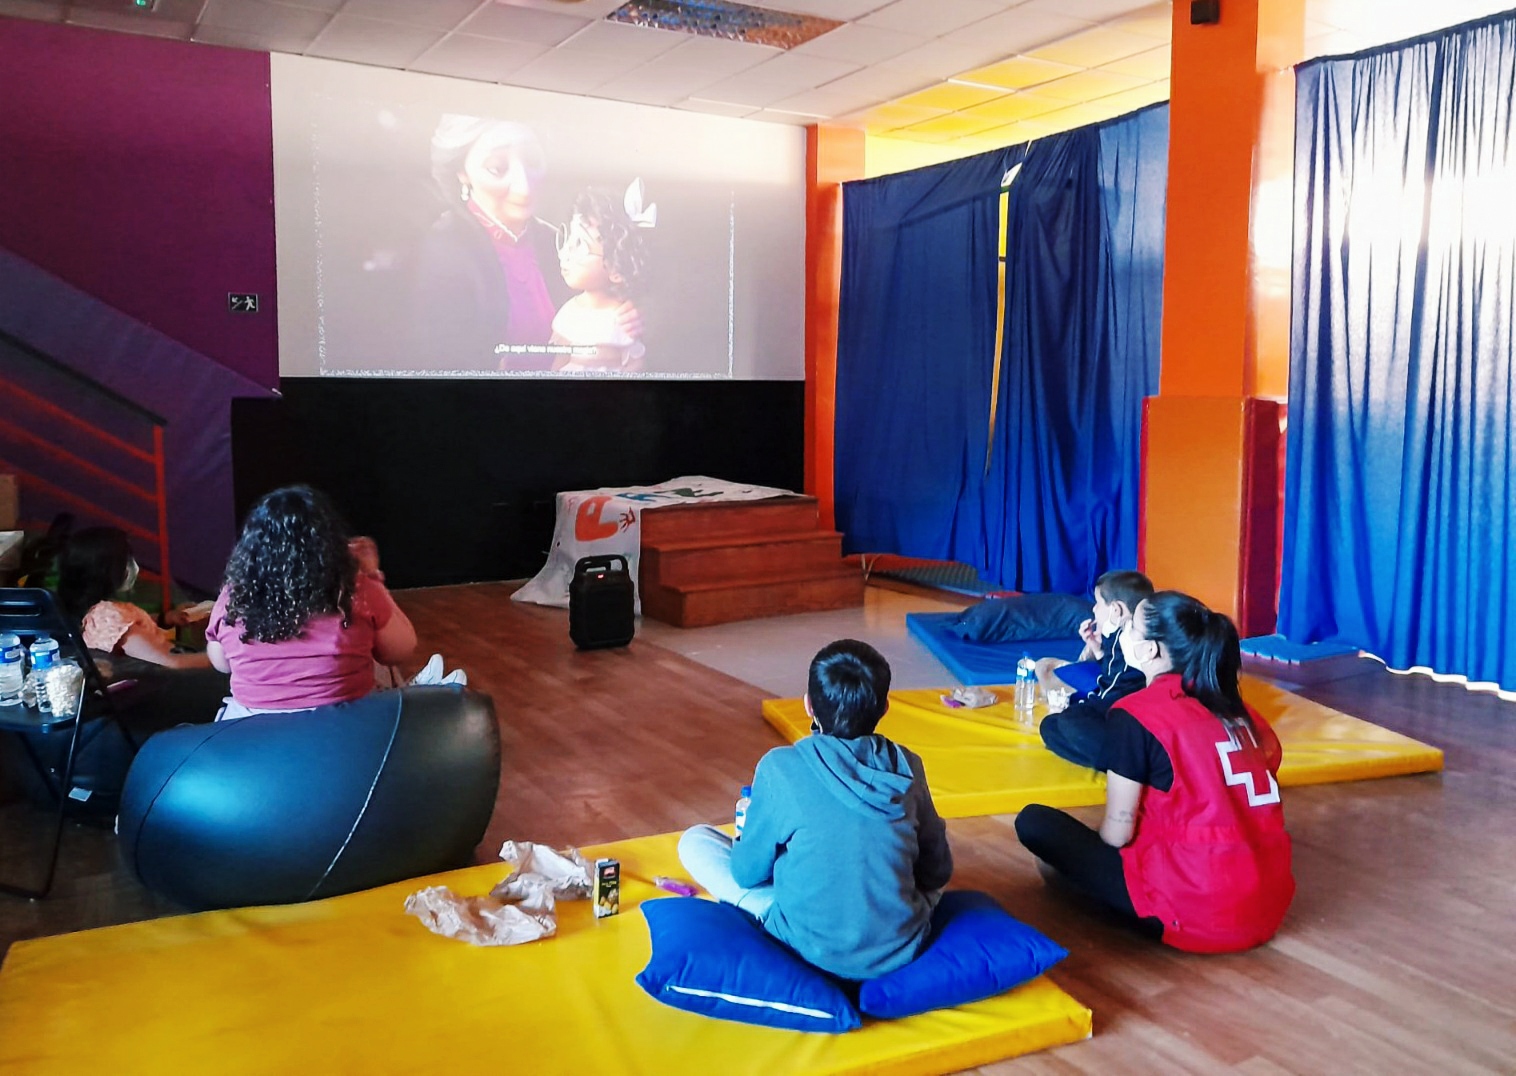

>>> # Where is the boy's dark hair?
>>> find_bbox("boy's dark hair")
[223,485,357,644]
[573,188,648,299]
[57,526,133,623]
[807,639,892,739]
[1095,569,1154,611]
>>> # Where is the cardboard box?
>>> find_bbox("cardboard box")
[0,475,16,530]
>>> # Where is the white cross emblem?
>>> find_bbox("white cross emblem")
[1215,740,1281,806]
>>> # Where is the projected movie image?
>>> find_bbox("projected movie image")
[275,58,804,381]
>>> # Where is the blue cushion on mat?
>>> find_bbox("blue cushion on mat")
[948,594,1089,644]
[858,890,1069,1019]
[636,897,861,1033]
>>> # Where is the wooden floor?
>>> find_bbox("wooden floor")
[2,582,1514,1073]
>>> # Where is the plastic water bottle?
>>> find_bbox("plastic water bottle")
[0,633,23,708]
[734,785,752,838]
[1014,653,1037,718]
[28,636,60,716]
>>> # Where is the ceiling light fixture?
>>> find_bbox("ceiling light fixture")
[606,0,842,49]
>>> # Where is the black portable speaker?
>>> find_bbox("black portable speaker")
[568,554,635,651]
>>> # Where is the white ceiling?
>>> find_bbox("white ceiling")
[1,0,1513,147]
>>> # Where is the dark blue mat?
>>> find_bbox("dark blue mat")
[906,612,1085,686]
[1240,634,1360,664]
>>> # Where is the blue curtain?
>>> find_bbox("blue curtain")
[835,145,1024,566]
[835,106,1166,593]
[1282,14,1516,691]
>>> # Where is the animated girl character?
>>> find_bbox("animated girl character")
[550,179,655,374]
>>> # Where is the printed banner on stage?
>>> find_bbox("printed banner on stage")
[511,476,797,611]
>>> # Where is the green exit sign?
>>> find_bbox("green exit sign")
[228,293,259,314]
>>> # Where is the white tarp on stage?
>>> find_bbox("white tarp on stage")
[511,476,797,611]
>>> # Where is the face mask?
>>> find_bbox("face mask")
[1100,611,1121,636]
[122,558,140,594]
[1118,624,1147,672]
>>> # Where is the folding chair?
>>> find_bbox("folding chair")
[0,587,126,899]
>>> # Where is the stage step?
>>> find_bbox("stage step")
[639,496,818,544]
[640,530,846,587]
[640,565,866,629]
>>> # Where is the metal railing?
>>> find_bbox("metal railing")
[0,326,173,611]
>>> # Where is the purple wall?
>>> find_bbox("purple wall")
[0,18,278,389]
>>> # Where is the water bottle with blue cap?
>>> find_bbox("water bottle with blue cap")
[0,633,24,708]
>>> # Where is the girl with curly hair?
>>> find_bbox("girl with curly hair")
[550,181,653,374]
[205,486,433,720]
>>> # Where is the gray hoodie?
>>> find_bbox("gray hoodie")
[730,734,953,980]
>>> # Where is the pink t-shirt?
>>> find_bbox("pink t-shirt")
[206,573,396,711]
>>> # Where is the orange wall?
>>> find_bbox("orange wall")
[1148,0,1304,622]
[805,126,865,531]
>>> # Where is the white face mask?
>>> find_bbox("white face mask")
[1118,623,1150,672]
[122,558,140,594]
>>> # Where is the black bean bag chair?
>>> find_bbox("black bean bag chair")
[117,686,500,910]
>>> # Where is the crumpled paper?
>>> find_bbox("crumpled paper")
[404,841,593,946]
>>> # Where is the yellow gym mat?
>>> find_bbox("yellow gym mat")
[761,675,1443,818]
[0,832,1092,1076]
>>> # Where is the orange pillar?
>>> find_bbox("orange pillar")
[1144,0,1303,633]
[805,125,865,531]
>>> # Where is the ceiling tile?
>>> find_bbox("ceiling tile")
[505,46,645,94]
[306,15,444,67]
[1086,78,1169,112]
[855,101,952,129]
[65,9,192,38]
[938,8,1093,54]
[557,18,686,60]
[955,90,1066,123]
[1032,66,1150,100]
[0,0,62,20]
[409,33,547,81]
[861,0,1010,37]
[1027,25,1161,66]
[691,73,803,108]
[742,51,862,89]
[956,55,1082,90]
[193,24,306,52]
[1018,0,1158,20]
[768,85,881,118]
[790,23,923,65]
[339,0,486,33]
[777,0,895,18]
[880,36,1027,80]
[821,63,935,101]
[269,0,345,11]
[1100,43,1169,79]
[897,110,1008,138]
[893,80,1008,111]
[491,0,624,16]
[1109,3,1173,39]
[650,36,782,77]
[200,0,330,41]
[459,4,591,46]
[675,97,761,118]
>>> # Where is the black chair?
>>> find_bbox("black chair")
[0,587,123,899]
[118,686,501,910]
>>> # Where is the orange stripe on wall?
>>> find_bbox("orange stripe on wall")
[805,126,865,532]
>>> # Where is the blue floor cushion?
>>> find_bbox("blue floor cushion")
[636,897,861,1033]
[859,890,1069,1019]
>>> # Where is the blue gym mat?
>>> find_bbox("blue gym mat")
[906,612,1085,685]
[1240,634,1360,664]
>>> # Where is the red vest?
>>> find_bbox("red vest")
[1118,675,1295,953]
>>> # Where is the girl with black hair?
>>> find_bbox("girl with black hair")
[1016,591,1295,953]
[205,486,438,720]
[57,526,211,670]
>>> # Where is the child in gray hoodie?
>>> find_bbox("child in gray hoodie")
[677,639,953,980]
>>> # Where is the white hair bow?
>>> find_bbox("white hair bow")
[625,178,657,229]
